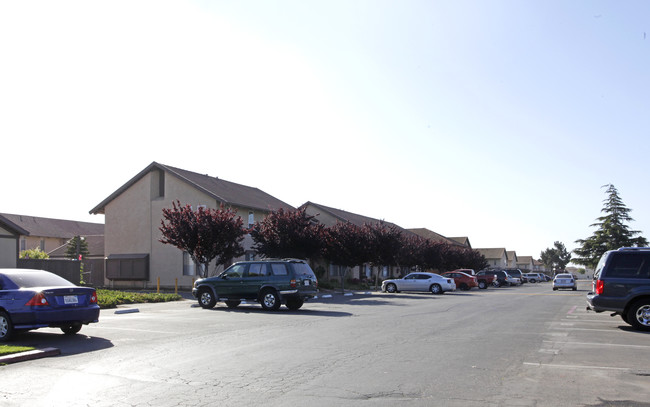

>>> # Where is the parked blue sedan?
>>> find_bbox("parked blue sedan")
[0,269,100,341]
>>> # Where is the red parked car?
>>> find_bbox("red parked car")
[441,271,478,291]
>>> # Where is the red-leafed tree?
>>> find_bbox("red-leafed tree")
[250,208,324,260]
[397,234,428,270]
[159,201,245,278]
[365,221,404,285]
[322,221,372,291]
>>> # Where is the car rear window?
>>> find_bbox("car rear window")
[606,253,650,279]
[6,271,74,288]
[291,262,316,278]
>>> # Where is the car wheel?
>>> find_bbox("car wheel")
[430,284,443,295]
[260,289,281,311]
[493,280,501,288]
[61,322,82,335]
[626,300,650,331]
[286,298,304,310]
[385,283,397,293]
[553,287,558,291]
[0,311,14,342]
[198,288,216,309]
[478,281,487,289]
[225,300,241,309]
[572,287,577,291]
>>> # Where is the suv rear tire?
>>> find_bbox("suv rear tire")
[626,299,650,331]
[286,298,304,310]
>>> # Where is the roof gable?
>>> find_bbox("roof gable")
[90,162,294,214]
[475,248,508,260]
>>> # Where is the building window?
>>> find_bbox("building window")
[20,239,25,251]
[183,252,196,276]
[248,211,254,228]
[39,239,45,251]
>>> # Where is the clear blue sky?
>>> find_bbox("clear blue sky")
[1,1,648,260]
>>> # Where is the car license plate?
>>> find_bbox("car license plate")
[64,295,78,304]
[304,279,311,286]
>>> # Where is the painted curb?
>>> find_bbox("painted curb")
[114,308,140,314]
[0,347,61,365]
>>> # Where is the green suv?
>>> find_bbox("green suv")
[192,259,319,311]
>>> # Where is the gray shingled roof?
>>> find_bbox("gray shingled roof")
[90,162,295,214]
[407,228,466,246]
[0,213,103,238]
[448,236,471,248]
[301,201,415,235]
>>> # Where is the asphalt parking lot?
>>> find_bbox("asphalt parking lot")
[2,280,650,406]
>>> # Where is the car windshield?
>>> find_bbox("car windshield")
[556,274,572,279]
[6,271,74,288]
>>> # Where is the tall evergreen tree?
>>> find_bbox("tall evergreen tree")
[574,184,648,269]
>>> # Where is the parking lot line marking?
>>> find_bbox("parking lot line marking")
[542,340,650,349]
[87,326,176,334]
[551,327,619,332]
[567,305,577,315]
[523,362,630,371]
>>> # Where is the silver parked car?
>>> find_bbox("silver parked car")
[382,272,456,295]
[553,273,577,291]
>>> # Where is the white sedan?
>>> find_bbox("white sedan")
[552,273,577,291]
[382,272,456,295]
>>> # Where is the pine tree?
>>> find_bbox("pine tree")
[574,184,648,269]
[65,236,89,260]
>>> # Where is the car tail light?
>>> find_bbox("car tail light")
[90,290,98,304]
[595,280,604,295]
[290,279,297,288]
[25,292,49,306]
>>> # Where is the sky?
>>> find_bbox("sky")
[1,1,649,260]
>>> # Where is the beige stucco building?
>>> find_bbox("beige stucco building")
[0,213,103,260]
[476,248,509,269]
[0,218,27,268]
[90,162,293,290]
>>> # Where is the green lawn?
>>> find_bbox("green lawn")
[0,345,35,356]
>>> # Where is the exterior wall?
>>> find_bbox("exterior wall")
[488,254,508,268]
[103,169,264,289]
[20,235,68,254]
[302,205,340,227]
[516,257,535,271]
[150,172,221,288]
[0,224,18,267]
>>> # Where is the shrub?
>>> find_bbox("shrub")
[97,290,183,309]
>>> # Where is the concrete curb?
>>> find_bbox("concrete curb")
[0,347,61,365]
